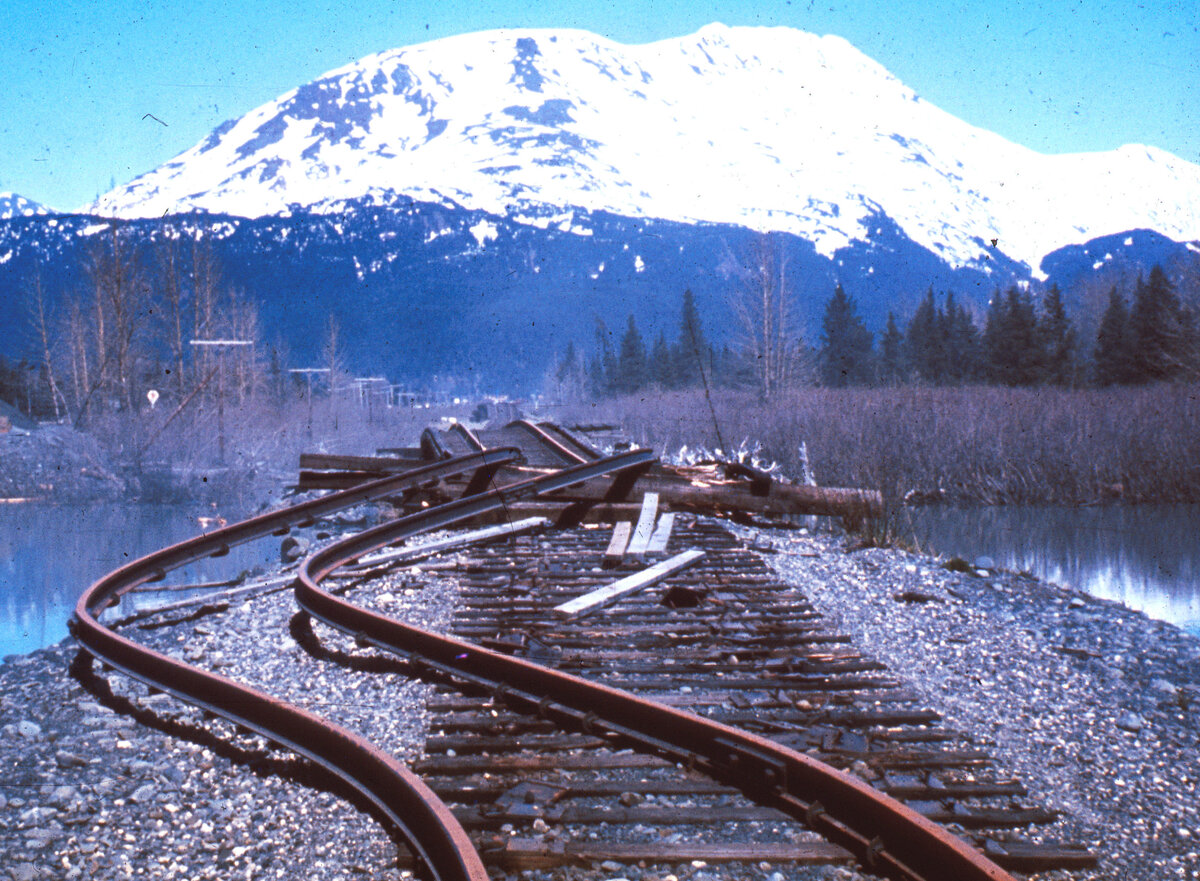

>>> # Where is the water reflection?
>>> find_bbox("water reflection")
[905,504,1200,635]
[0,501,278,657]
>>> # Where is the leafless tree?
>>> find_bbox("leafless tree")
[24,272,66,420]
[727,233,807,399]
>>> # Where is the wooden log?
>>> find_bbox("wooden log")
[625,492,659,558]
[462,501,645,527]
[552,549,705,619]
[543,471,883,520]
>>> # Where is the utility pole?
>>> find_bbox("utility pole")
[191,339,252,464]
[288,368,330,439]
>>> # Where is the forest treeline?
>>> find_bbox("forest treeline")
[552,263,1200,401]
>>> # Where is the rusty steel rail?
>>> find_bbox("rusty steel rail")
[297,465,1014,881]
[535,421,604,460]
[71,449,526,881]
[507,419,590,465]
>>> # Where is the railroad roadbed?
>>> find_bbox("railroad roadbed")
[1,517,1197,881]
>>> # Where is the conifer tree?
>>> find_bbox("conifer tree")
[615,315,648,394]
[649,332,673,387]
[672,288,708,388]
[905,287,943,382]
[1038,284,1076,385]
[1093,287,1135,386]
[819,284,874,387]
[1130,265,1186,382]
[878,312,906,385]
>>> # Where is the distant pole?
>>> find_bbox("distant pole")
[191,339,252,464]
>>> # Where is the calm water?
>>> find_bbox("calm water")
[905,504,1200,636]
[0,501,278,657]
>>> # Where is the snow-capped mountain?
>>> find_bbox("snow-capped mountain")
[89,23,1200,275]
[0,192,50,220]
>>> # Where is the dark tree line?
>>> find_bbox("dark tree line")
[817,264,1197,388]
[551,290,755,400]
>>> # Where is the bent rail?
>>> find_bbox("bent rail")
[71,450,523,881]
[297,456,1014,881]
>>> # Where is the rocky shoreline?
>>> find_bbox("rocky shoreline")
[1,517,1197,880]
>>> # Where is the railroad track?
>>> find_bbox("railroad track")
[71,425,1097,881]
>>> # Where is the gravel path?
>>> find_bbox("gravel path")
[1,517,1197,881]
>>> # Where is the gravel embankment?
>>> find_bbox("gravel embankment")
[739,524,1200,881]
[1,520,1197,881]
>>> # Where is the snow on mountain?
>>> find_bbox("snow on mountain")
[0,192,51,220]
[88,23,1200,275]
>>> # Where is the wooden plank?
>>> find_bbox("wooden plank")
[644,512,676,553]
[552,549,705,619]
[603,521,633,567]
[624,492,659,557]
[347,517,548,570]
[496,838,852,870]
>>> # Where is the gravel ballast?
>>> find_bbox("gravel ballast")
[1,518,1197,881]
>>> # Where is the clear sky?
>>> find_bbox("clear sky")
[3,0,1196,211]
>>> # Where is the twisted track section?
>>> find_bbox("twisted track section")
[71,450,525,881]
[297,460,1016,881]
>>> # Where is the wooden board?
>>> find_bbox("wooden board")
[552,549,705,619]
[603,521,633,567]
[644,512,676,553]
[624,492,659,558]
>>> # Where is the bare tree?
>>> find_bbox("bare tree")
[727,233,806,399]
[24,272,66,420]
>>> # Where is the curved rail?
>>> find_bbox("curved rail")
[507,419,589,465]
[71,449,524,881]
[297,459,1015,881]
[535,421,604,460]
[447,421,487,452]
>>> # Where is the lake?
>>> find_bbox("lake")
[0,500,279,657]
[2,500,1198,657]
[904,503,1200,636]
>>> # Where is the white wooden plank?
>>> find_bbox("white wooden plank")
[552,549,705,619]
[645,512,676,554]
[624,492,660,558]
[603,521,633,567]
[351,517,549,568]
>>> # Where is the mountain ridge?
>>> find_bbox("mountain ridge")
[86,23,1200,277]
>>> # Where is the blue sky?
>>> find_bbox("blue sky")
[3,0,1196,210]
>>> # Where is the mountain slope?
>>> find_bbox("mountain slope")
[0,192,50,220]
[89,24,1200,276]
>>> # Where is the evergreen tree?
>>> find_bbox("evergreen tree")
[982,289,1008,384]
[673,288,708,388]
[905,287,943,382]
[614,315,648,393]
[556,341,581,382]
[649,332,673,387]
[589,319,616,397]
[984,287,1041,385]
[878,312,906,385]
[940,291,982,383]
[819,284,874,387]
[1130,265,1186,382]
[1038,284,1076,385]
[1094,287,1135,386]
